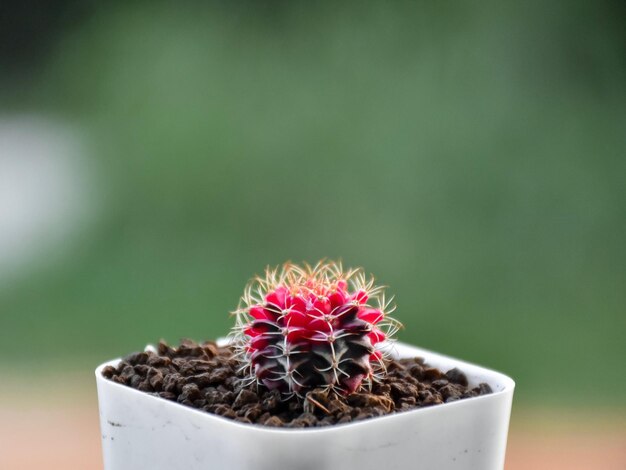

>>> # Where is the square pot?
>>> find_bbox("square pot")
[96,341,514,470]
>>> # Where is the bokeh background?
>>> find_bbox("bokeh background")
[1,1,624,468]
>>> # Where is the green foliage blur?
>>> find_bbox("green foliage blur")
[1,1,624,405]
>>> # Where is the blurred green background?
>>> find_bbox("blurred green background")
[0,0,624,407]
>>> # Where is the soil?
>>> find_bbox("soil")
[101,339,492,428]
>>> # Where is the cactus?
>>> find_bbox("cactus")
[231,261,401,397]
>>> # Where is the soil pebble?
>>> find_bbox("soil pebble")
[103,340,492,428]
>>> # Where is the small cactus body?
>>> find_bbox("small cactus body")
[232,261,400,396]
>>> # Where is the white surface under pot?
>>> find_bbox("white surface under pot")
[96,341,514,470]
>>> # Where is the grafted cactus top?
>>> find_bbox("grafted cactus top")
[232,261,400,396]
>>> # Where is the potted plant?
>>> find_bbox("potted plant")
[96,261,514,470]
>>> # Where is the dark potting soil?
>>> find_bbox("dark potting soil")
[101,340,492,428]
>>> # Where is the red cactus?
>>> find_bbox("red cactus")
[232,261,400,396]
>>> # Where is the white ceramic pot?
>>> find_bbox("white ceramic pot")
[96,341,514,470]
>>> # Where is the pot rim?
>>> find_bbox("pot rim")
[95,340,515,435]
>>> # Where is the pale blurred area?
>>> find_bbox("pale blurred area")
[0,117,92,286]
[0,0,624,468]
